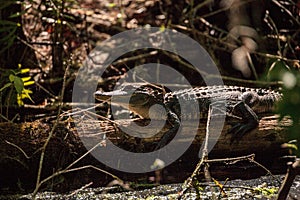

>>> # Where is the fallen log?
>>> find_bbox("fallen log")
[76,114,292,179]
[78,114,292,156]
[0,115,292,192]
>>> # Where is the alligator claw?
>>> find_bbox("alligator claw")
[227,101,260,143]
[228,121,258,143]
[154,111,180,150]
[154,129,177,150]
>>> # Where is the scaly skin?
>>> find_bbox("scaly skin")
[95,83,282,148]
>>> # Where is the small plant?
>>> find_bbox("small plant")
[0,64,34,107]
[253,183,278,198]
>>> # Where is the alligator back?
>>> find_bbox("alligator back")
[164,85,282,120]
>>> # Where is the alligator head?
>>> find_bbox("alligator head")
[94,83,166,119]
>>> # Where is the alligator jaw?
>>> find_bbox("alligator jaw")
[94,89,131,102]
[94,85,163,119]
[94,88,151,117]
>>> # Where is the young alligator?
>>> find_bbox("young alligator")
[94,83,282,149]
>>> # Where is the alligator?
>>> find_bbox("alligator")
[94,83,282,149]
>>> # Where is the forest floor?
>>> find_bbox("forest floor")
[1,175,300,200]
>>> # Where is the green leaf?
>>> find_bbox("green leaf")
[9,74,15,82]
[24,80,34,86]
[13,76,24,94]
[9,10,27,18]
[23,89,33,94]
[0,20,18,26]
[20,68,30,74]
[0,82,12,92]
[17,94,24,106]
[21,77,31,82]
[22,89,34,103]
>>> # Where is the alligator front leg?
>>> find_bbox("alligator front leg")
[229,101,259,141]
[154,111,180,150]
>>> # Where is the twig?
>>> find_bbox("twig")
[203,105,217,199]
[199,182,254,191]
[5,140,30,159]
[277,159,300,200]
[32,60,70,198]
[23,102,96,110]
[271,0,300,26]
[179,104,217,198]
[265,11,282,57]
[67,182,93,197]
[35,82,58,99]
[112,50,158,66]
[0,113,11,122]
[65,142,102,170]
[249,159,278,182]
[205,154,255,163]
[246,51,258,80]
[34,164,122,197]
